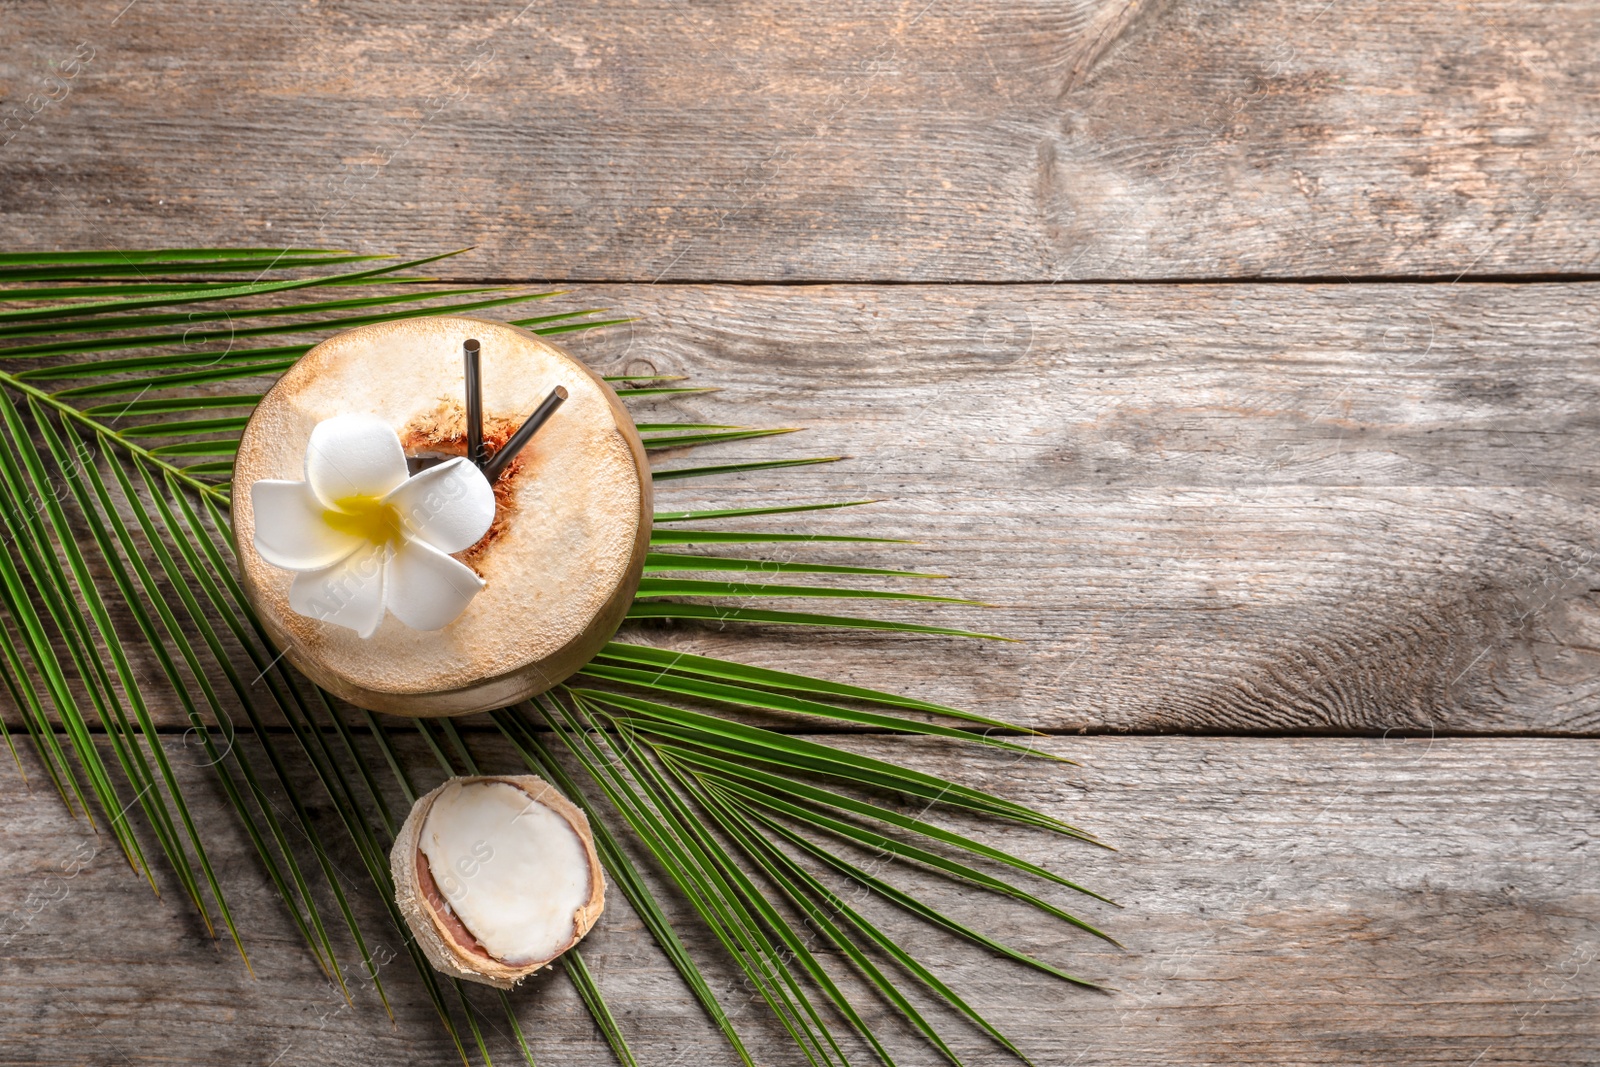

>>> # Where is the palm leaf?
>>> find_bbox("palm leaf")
[572,662,1052,760]
[0,247,1112,1066]
[626,601,1010,640]
[491,706,758,1067]
[592,642,1005,722]
[643,551,941,578]
[653,500,883,523]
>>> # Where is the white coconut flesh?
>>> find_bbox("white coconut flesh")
[418,779,593,966]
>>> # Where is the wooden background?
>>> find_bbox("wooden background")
[2,1,1598,1064]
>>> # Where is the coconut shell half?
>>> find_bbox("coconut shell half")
[391,774,606,989]
[232,315,651,716]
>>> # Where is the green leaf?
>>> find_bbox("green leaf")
[119,416,251,437]
[654,500,881,523]
[0,281,271,300]
[524,317,634,336]
[652,457,844,481]
[644,552,942,578]
[0,247,360,266]
[493,707,757,1067]
[704,771,1113,942]
[0,286,513,340]
[41,409,348,981]
[0,251,387,283]
[0,249,467,324]
[712,780,1040,1060]
[595,641,1010,724]
[670,747,1108,901]
[575,661,1050,761]
[83,394,261,417]
[642,428,800,450]
[626,600,1010,640]
[658,757,900,1067]
[748,804,1104,992]
[635,577,977,604]
[10,398,253,965]
[687,772,966,1066]
[542,694,844,1066]
[15,344,310,379]
[174,458,238,473]
[2,292,580,359]
[571,689,1077,836]
[650,528,909,545]
[149,439,241,457]
[611,385,720,399]
[48,358,300,398]
[566,950,639,1067]
[0,402,149,873]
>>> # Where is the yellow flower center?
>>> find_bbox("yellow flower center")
[323,494,406,548]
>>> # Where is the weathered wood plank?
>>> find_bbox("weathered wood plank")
[2,0,1597,280]
[0,733,1593,1065]
[10,282,1596,735]
[556,281,1600,736]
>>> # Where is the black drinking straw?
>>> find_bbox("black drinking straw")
[463,338,485,469]
[482,385,567,483]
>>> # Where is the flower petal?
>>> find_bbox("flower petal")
[304,413,408,509]
[385,539,485,631]
[384,457,496,554]
[251,479,363,571]
[289,544,388,638]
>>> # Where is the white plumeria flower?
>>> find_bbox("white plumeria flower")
[251,414,497,638]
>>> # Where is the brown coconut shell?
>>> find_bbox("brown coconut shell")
[231,315,651,716]
[390,774,606,989]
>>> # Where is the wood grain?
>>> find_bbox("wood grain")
[556,281,1600,736]
[4,3,1595,1064]
[0,733,1593,1066]
[2,0,1597,281]
[11,281,1596,736]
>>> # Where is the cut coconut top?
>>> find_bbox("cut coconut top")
[419,779,594,965]
[232,316,650,713]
